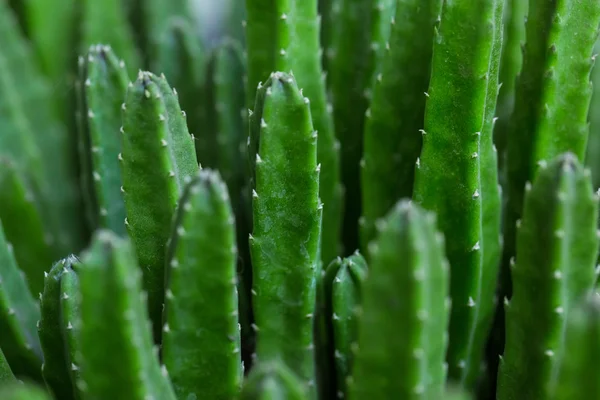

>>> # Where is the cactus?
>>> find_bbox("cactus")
[321,252,367,399]
[586,37,600,190]
[58,261,81,397]
[162,169,242,398]
[248,72,321,392]
[359,0,442,252]
[0,159,54,295]
[0,381,52,400]
[120,71,199,340]
[240,362,308,400]
[0,221,43,381]
[327,0,395,252]
[549,293,600,400]
[497,153,600,399]
[77,230,176,400]
[350,200,449,398]
[38,256,79,400]
[76,45,130,236]
[245,0,342,266]
[412,0,504,386]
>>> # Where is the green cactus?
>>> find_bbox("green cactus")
[0,381,52,400]
[77,230,176,400]
[76,45,129,236]
[321,252,367,399]
[120,71,199,340]
[0,221,43,381]
[245,0,342,266]
[412,0,504,386]
[327,0,395,253]
[350,200,449,398]
[248,72,321,392]
[549,293,600,400]
[359,0,442,253]
[240,362,308,400]
[163,169,242,398]
[497,153,600,399]
[38,256,79,400]
[58,261,81,398]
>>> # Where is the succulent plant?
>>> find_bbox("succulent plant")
[1,0,600,399]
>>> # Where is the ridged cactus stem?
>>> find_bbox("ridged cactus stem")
[245,0,342,266]
[412,0,504,386]
[350,200,450,398]
[248,72,322,394]
[359,0,443,253]
[163,169,242,399]
[59,261,81,398]
[497,153,600,399]
[502,0,600,299]
[38,256,80,400]
[323,252,367,399]
[549,293,600,399]
[76,44,129,236]
[0,221,42,380]
[327,0,396,253]
[120,71,198,341]
[78,231,176,400]
[0,348,14,383]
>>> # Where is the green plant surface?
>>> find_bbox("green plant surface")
[0,159,54,295]
[120,71,199,341]
[327,0,395,253]
[359,0,442,254]
[248,72,321,393]
[59,261,81,399]
[163,169,242,399]
[586,38,600,190]
[412,0,504,386]
[0,381,52,400]
[240,361,308,400]
[154,16,207,165]
[77,231,176,400]
[76,45,130,236]
[0,221,43,381]
[350,200,449,398]
[549,293,600,399]
[0,349,15,384]
[80,0,140,76]
[38,256,79,400]
[321,252,367,399]
[245,0,342,266]
[497,153,600,400]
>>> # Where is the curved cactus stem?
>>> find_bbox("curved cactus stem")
[38,256,80,400]
[249,72,322,394]
[349,200,450,398]
[412,0,504,386]
[59,261,81,399]
[77,231,176,400]
[240,361,308,400]
[360,0,443,253]
[497,153,600,399]
[76,44,130,236]
[163,169,242,399]
[120,71,198,341]
[0,221,42,381]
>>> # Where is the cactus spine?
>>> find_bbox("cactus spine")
[412,0,504,386]
[248,72,322,392]
[163,169,242,398]
[120,71,199,340]
[350,200,449,398]
[78,231,176,400]
[497,153,600,399]
[360,0,442,252]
